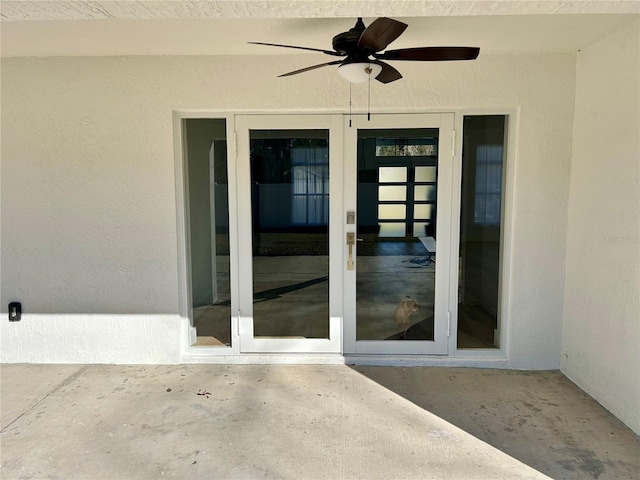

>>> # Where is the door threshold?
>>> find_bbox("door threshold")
[343,354,507,368]
[181,351,508,368]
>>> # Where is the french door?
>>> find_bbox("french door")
[236,115,343,353]
[343,114,454,355]
[235,113,453,355]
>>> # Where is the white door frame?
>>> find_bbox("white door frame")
[342,113,455,355]
[235,114,343,353]
[175,110,515,364]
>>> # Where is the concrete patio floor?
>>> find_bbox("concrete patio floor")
[1,365,638,480]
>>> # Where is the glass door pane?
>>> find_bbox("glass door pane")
[356,128,439,342]
[250,130,330,339]
[458,115,507,349]
[185,118,232,348]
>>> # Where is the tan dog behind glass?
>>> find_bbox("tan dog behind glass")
[394,298,421,339]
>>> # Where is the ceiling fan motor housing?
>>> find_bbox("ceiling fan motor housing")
[332,18,374,60]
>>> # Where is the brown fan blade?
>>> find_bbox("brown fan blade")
[372,61,402,84]
[375,47,480,61]
[278,60,344,77]
[358,17,408,52]
[249,42,343,57]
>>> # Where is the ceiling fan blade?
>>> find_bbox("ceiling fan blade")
[278,60,344,77]
[372,61,402,84]
[358,17,408,52]
[376,47,480,61]
[249,42,343,57]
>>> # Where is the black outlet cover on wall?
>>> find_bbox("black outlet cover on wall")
[9,302,21,321]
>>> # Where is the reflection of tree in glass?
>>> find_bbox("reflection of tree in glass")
[375,143,436,157]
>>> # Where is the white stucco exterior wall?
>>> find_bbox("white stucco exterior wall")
[562,19,640,435]
[1,52,575,367]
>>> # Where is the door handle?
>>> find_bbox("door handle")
[346,233,355,270]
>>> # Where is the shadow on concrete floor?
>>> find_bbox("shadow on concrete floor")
[349,366,640,480]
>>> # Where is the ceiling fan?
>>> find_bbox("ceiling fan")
[250,17,480,84]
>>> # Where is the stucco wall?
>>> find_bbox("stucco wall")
[1,52,575,366]
[562,19,640,435]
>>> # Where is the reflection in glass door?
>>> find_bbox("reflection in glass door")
[184,118,232,347]
[250,130,330,338]
[236,115,342,353]
[458,115,507,349]
[344,114,454,355]
[357,129,439,341]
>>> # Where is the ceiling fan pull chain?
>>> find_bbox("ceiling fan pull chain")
[368,73,371,121]
[349,83,352,128]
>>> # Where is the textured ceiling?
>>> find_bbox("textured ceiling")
[2,1,636,21]
[1,1,638,57]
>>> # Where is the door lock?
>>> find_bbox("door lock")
[346,211,355,224]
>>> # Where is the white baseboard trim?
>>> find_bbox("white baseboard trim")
[0,314,185,364]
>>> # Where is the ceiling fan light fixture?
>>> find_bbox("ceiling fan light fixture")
[338,62,382,83]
